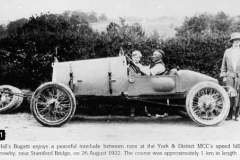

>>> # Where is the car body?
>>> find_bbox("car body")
[30,54,233,127]
[52,56,217,96]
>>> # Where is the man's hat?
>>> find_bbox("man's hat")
[154,49,165,58]
[229,32,240,43]
[132,50,142,57]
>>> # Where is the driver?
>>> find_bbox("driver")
[134,49,168,118]
[129,50,143,76]
[135,49,166,76]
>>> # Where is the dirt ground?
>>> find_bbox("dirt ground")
[1,111,240,141]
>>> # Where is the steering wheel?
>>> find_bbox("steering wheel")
[125,54,141,73]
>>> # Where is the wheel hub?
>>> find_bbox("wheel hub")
[198,95,216,112]
[0,94,8,102]
[47,99,60,111]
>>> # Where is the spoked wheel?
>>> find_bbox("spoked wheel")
[31,82,76,127]
[11,86,24,110]
[0,85,19,113]
[186,82,230,126]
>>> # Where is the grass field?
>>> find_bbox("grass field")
[91,17,184,38]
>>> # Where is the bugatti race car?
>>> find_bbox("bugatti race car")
[30,52,235,127]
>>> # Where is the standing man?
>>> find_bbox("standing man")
[220,32,240,121]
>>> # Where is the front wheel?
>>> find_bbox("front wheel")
[30,82,76,127]
[186,82,230,126]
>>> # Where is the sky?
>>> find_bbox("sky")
[1,0,240,24]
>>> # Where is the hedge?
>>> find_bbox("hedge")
[0,14,233,90]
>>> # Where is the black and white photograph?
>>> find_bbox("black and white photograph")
[1,0,240,159]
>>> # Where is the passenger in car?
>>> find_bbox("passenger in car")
[135,49,166,76]
[128,50,143,76]
[129,50,151,117]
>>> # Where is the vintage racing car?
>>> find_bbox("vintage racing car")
[30,51,235,127]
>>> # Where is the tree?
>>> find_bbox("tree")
[2,10,234,90]
[99,14,108,21]
[210,11,233,34]
[89,11,98,23]
[231,16,240,32]
[175,12,233,37]
[62,10,71,19]
[0,13,94,89]
[71,10,89,23]
[6,18,28,36]
[149,30,160,41]
[175,13,211,36]
[104,18,158,64]
[0,24,7,39]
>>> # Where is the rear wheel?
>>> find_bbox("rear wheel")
[31,82,76,127]
[0,85,19,113]
[186,82,230,126]
[11,87,23,110]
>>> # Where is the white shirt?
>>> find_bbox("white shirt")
[138,62,165,76]
[149,63,165,76]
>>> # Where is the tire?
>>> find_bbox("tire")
[30,82,76,127]
[0,85,19,113]
[11,87,23,110]
[186,82,230,126]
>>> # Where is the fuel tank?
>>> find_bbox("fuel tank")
[52,56,128,96]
